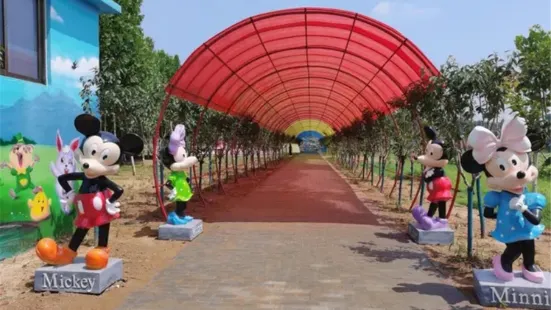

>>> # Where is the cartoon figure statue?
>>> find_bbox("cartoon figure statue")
[461,115,546,283]
[411,126,453,230]
[35,114,143,270]
[0,133,40,199]
[161,124,198,225]
[50,130,80,214]
[28,186,52,222]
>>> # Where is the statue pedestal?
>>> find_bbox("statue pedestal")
[407,222,454,245]
[34,257,123,295]
[158,219,203,241]
[473,269,551,309]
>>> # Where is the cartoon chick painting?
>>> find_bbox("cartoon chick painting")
[28,186,51,222]
[0,133,40,199]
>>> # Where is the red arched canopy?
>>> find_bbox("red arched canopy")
[167,7,438,134]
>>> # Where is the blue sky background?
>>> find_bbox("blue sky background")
[141,0,550,67]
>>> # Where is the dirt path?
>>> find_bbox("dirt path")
[119,155,480,310]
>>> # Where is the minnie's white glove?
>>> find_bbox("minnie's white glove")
[509,195,528,212]
[106,200,121,215]
[168,188,177,200]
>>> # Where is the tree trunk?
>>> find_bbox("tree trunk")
[389,158,400,197]
[208,152,213,187]
[532,152,539,191]
[225,150,229,182]
[361,152,368,180]
[398,156,405,206]
[217,155,223,192]
[130,156,136,176]
[251,152,255,174]
[380,157,386,193]
[198,160,204,191]
[409,160,414,199]
[244,153,249,176]
[234,151,239,183]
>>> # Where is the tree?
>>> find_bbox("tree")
[509,25,551,190]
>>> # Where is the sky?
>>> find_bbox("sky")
[141,0,551,67]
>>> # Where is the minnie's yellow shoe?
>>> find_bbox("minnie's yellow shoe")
[85,247,110,270]
[35,238,76,265]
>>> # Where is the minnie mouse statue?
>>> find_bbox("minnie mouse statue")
[161,124,198,225]
[461,115,547,283]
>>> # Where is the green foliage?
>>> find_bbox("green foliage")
[509,25,551,142]
[0,134,37,146]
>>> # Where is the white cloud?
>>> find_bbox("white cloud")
[51,56,99,79]
[371,1,440,19]
[372,1,392,16]
[50,6,64,23]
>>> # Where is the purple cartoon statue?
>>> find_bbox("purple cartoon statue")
[461,115,546,283]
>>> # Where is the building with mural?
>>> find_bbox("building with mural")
[0,0,120,260]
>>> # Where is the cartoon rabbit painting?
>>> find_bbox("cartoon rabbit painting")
[50,130,80,215]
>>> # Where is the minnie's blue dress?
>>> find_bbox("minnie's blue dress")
[483,190,546,244]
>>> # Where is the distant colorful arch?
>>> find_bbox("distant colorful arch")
[285,120,334,137]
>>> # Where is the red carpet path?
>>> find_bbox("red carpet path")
[120,155,480,310]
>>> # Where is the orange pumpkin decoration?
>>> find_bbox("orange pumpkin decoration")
[85,248,109,270]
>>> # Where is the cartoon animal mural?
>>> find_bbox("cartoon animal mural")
[0,133,40,199]
[28,186,52,222]
[50,130,80,215]
[0,0,116,260]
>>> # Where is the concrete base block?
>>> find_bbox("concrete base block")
[473,269,551,309]
[158,219,203,241]
[407,222,454,245]
[34,257,123,295]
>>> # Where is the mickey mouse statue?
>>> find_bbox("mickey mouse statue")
[411,126,453,230]
[461,115,546,283]
[161,124,198,225]
[35,114,144,270]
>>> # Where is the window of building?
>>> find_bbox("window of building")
[0,0,45,83]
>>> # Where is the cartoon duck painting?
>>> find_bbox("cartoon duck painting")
[28,186,51,222]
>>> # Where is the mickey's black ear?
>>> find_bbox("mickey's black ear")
[424,126,437,141]
[460,149,485,174]
[74,114,100,136]
[527,127,548,152]
[120,134,144,155]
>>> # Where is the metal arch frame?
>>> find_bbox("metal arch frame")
[170,33,429,130]
[152,7,440,217]
[249,17,306,133]
[228,67,393,129]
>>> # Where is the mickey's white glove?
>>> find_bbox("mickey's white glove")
[425,169,434,178]
[60,190,75,206]
[168,188,177,200]
[106,200,121,215]
[509,195,528,212]
[427,182,433,190]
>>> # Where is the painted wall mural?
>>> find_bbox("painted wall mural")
[297,131,326,154]
[0,0,101,260]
